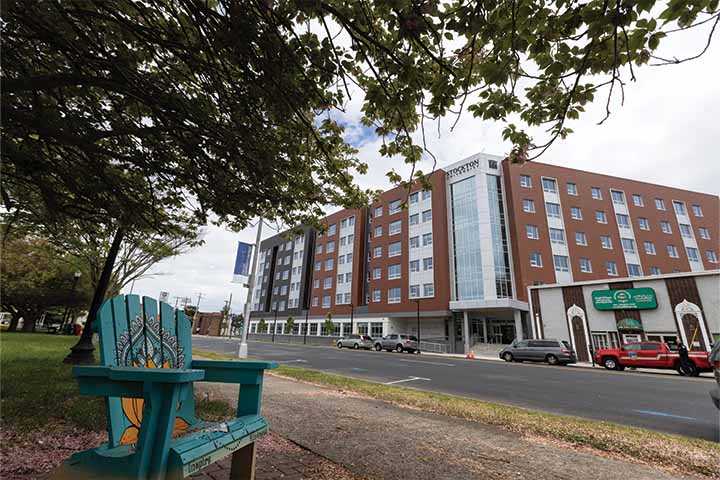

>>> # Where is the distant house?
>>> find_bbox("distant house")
[192,311,226,336]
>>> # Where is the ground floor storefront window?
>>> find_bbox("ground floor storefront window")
[371,322,384,338]
[358,322,369,335]
[591,331,619,350]
[646,333,679,349]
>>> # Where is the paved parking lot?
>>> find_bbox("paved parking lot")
[194,337,719,441]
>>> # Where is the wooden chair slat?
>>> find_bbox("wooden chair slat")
[110,297,128,366]
[141,296,160,368]
[159,301,175,369]
[96,300,116,365]
[123,295,143,367]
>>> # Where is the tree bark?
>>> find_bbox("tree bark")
[64,226,125,364]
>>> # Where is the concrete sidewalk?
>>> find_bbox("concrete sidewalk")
[196,374,693,480]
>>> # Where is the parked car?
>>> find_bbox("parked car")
[337,334,374,350]
[708,342,719,408]
[374,334,419,353]
[499,339,577,365]
[0,312,11,330]
[594,341,711,376]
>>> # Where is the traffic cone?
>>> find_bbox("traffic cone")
[466,351,475,359]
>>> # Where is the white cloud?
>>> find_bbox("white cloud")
[128,25,719,311]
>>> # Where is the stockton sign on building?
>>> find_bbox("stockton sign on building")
[591,288,658,310]
[446,158,480,178]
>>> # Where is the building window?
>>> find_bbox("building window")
[313,279,319,289]
[388,264,401,280]
[388,241,401,257]
[549,228,564,244]
[644,241,656,255]
[591,187,603,200]
[348,216,355,226]
[627,264,642,276]
[374,246,383,258]
[526,224,540,240]
[606,261,618,276]
[309,323,318,335]
[409,213,419,226]
[692,204,703,217]
[649,266,661,275]
[655,198,666,211]
[672,201,686,215]
[596,211,607,223]
[523,199,535,213]
[323,277,332,289]
[389,200,401,214]
[632,194,644,206]
[371,227,381,240]
[545,202,561,218]
[698,227,709,239]
[706,250,718,263]
[372,290,381,302]
[389,220,402,235]
[422,190,432,201]
[373,267,381,279]
[422,209,432,222]
[328,224,337,236]
[410,260,420,272]
[686,247,700,263]
[553,255,569,272]
[327,241,335,253]
[280,285,288,295]
[346,252,353,263]
[322,295,331,308]
[316,244,323,254]
[638,217,650,230]
[600,235,613,249]
[666,245,679,258]
[679,223,693,238]
[520,175,532,188]
[374,206,383,218]
[335,293,343,304]
[621,238,636,254]
[410,236,419,248]
[409,285,420,298]
[570,207,582,220]
[450,176,485,301]
[337,274,344,284]
[575,231,587,246]
[611,190,625,204]
[615,213,630,228]
[579,258,592,273]
[409,192,419,204]
[542,178,557,193]
[371,322,383,337]
[423,283,435,296]
[566,183,578,195]
[325,258,334,270]
[340,218,347,229]
[530,252,543,267]
[422,233,433,246]
[660,221,672,234]
[388,287,401,304]
[423,257,433,270]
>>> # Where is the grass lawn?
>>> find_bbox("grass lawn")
[195,348,720,478]
[0,333,233,434]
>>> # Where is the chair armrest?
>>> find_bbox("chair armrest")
[191,360,277,384]
[73,366,205,397]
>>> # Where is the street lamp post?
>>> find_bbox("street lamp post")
[303,306,309,345]
[350,303,354,334]
[239,218,264,358]
[60,271,82,333]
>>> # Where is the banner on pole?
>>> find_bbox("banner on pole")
[232,241,254,283]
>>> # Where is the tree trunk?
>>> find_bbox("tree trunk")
[64,226,125,364]
[21,312,37,332]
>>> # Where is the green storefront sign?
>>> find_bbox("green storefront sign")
[591,288,657,310]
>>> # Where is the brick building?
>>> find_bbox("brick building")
[247,153,719,354]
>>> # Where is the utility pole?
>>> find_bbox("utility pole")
[193,292,203,331]
[415,299,421,353]
[239,218,263,358]
[226,292,233,338]
[272,308,278,342]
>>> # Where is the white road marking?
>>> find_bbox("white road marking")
[397,358,455,367]
[383,376,431,385]
[278,359,307,363]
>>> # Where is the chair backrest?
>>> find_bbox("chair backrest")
[95,294,196,447]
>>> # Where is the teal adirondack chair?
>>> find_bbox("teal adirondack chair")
[53,294,276,480]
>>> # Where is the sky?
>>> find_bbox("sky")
[125,21,720,313]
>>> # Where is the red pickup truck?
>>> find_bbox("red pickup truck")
[594,341,710,377]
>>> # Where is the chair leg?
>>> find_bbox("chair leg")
[229,442,257,480]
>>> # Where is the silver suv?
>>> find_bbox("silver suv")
[337,334,374,350]
[374,334,419,353]
[499,339,577,365]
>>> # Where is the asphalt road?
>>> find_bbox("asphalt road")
[193,337,719,441]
